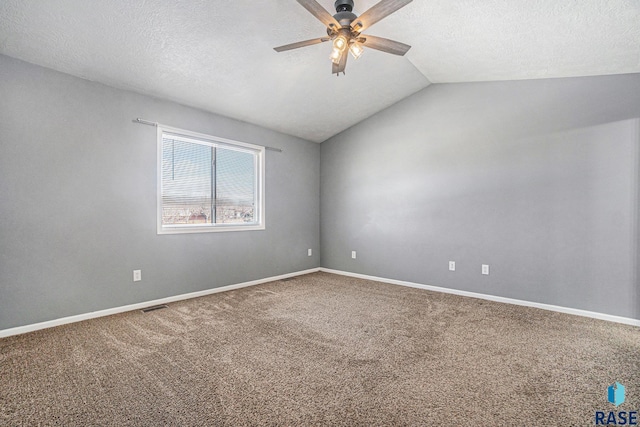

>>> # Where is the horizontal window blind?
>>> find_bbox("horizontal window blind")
[161,137,213,224]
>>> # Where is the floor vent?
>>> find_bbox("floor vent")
[141,305,168,313]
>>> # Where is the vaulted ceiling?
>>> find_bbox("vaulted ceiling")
[1,0,639,142]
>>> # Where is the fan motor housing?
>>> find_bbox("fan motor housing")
[332,0,357,27]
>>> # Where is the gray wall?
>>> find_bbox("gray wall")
[2,53,639,330]
[0,55,320,330]
[321,74,640,320]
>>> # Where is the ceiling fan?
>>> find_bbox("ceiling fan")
[274,0,413,76]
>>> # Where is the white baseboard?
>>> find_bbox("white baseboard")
[320,268,640,328]
[0,268,321,339]
[3,267,637,338]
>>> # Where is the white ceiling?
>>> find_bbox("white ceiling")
[1,0,639,142]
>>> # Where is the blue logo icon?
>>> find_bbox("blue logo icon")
[608,382,626,407]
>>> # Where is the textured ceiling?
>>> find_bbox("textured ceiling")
[0,0,639,142]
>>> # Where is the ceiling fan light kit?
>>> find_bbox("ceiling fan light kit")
[274,0,413,76]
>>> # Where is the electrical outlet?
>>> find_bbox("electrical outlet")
[351,251,357,259]
[482,264,489,275]
[133,270,142,282]
[449,261,456,271]
[308,248,312,256]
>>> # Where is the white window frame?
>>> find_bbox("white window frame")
[157,125,265,234]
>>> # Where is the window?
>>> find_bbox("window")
[157,126,265,234]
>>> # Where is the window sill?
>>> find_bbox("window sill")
[157,223,265,235]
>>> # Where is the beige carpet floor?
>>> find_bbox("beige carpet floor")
[1,272,638,426]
